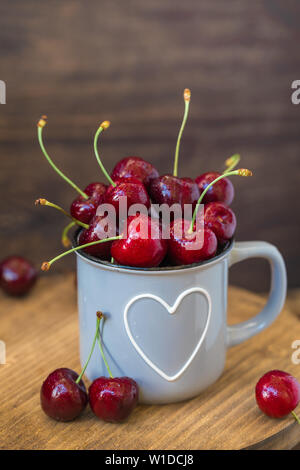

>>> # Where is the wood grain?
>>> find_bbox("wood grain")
[0,0,300,291]
[0,274,299,450]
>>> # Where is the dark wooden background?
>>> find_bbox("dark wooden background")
[0,0,300,291]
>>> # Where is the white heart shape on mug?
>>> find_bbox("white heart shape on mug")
[124,287,212,382]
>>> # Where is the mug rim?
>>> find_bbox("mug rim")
[72,228,234,275]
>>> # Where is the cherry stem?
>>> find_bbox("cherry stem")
[76,314,101,384]
[93,122,116,187]
[41,235,122,271]
[35,198,89,229]
[111,257,114,264]
[37,118,88,200]
[173,89,191,177]
[223,153,240,174]
[188,168,253,233]
[97,312,114,378]
[61,221,76,248]
[291,410,300,425]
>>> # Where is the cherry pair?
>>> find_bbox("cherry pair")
[41,312,138,423]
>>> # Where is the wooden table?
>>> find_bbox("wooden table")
[0,274,299,450]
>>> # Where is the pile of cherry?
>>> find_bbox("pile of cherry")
[36,89,253,272]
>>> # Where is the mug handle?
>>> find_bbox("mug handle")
[227,241,287,347]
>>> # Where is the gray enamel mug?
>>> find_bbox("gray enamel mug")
[75,238,287,404]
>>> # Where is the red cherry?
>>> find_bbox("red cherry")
[195,172,234,206]
[0,256,37,296]
[105,177,150,218]
[168,219,217,265]
[89,376,138,423]
[70,182,107,224]
[149,175,200,211]
[111,214,167,267]
[111,156,159,190]
[78,214,116,259]
[84,182,107,199]
[204,202,236,244]
[255,370,300,419]
[40,368,88,421]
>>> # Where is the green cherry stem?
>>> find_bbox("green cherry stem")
[76,313,101,384]
[173,89,191,177]
[61,221,76,248]
[97,312,114,378]
[188,168,253,233]
[223,153,240,174]
[41,235,122,271]
[37,117,88,200]
[35,198,89,229]
[93,121,116,187]
[291,410,300,425]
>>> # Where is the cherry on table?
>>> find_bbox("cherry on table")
[111,156,159,191]
[111,214,167,268]
[0,256,37,296]
[255,370,300,420]
[195,171,234,206]
[40,368,88,421]
[89,311,139,423]
[89,376,139,423]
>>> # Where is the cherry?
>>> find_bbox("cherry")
[195,172,234,206]
[256,370,300,422]
[168,219,217,265]
[93,123,150,218]
[40,368,88,422]
[40,311,103,422]
[149,175,199,212]
[111,156,159,190]
[204,202,237,245]
[105,177,150,218]
[0,256,38,296]
[194,154,241,206]
[70,182,107,224]
[89,312,139,422]
[149,89,200,211]
[89,376,138,423]
[166,168,252,265]
[111,214,167,268]
[78,214,117,259]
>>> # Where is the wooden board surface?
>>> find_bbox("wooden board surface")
[0,274,299,450]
